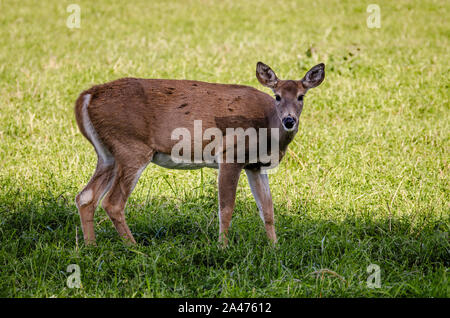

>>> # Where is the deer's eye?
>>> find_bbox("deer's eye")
[297,95,304,101]
[275,95,281,101]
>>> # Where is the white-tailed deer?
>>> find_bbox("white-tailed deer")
[74,62,325,246]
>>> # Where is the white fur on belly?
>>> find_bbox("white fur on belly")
[151,153,218,170]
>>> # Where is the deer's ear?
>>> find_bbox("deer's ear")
[301,63,325,89]
[256,62,278,89]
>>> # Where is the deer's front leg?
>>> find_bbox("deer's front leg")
[218,163,244,247]
[245,168,277,244]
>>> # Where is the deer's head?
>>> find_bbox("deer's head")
[256,62,325,132]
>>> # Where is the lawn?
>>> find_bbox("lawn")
[0,0,448,297]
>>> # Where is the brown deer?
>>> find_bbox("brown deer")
[74,62,325,246]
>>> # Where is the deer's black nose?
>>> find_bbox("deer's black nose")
[282,116,296,130]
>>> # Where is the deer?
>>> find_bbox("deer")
[74,62,325,247]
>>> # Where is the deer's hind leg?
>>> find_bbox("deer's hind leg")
[101,149,153,244]
[75,159,116,245]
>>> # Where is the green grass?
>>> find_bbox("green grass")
[0,0,449,297]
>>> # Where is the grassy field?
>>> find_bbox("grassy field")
[0,0,448,297]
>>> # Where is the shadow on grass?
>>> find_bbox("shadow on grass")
[1,185,448,265]
[0,185,448,297]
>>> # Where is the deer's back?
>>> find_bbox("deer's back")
[82,77,274,155]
